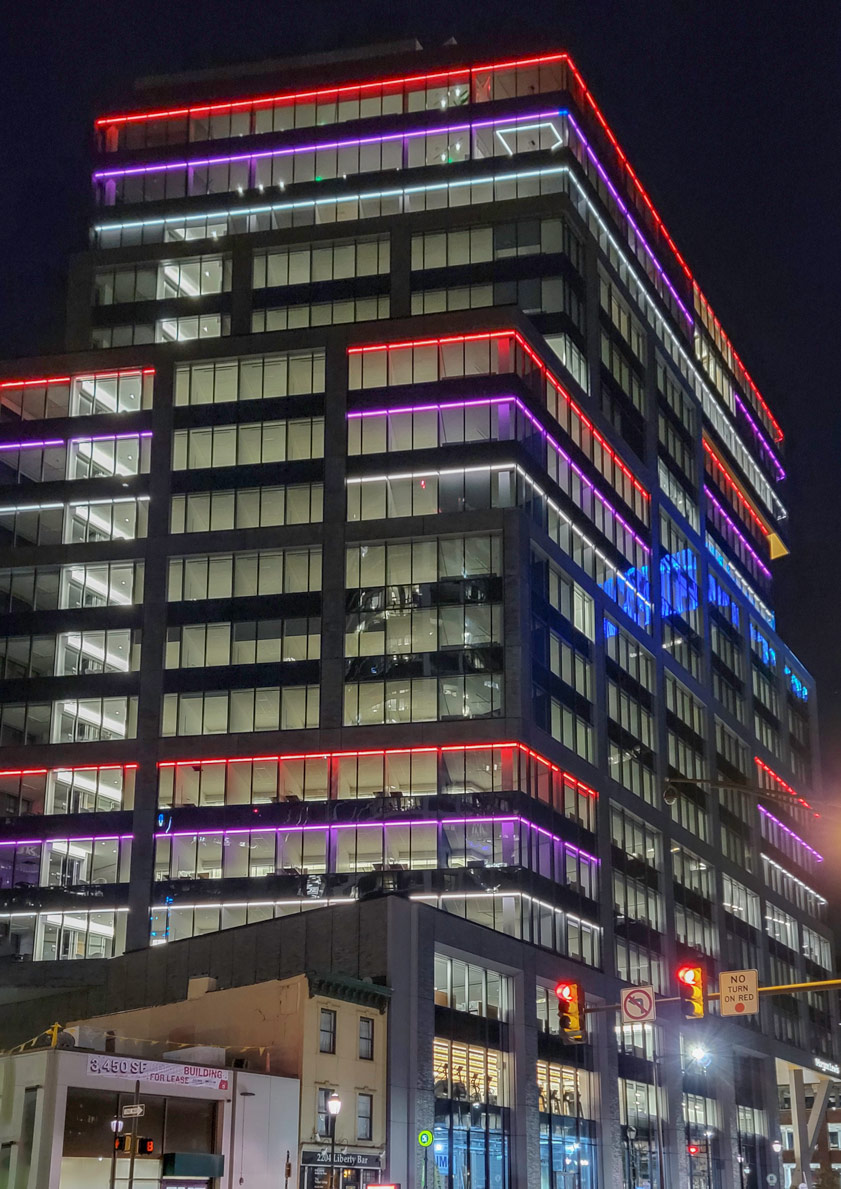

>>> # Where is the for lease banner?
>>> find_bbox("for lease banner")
[86,1054,229,1090]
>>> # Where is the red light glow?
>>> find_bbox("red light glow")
[753,757,815,813]
[95,52,569,127]
[702,440,771,539]
[554,981,574,1001]
[677,966,698,986]
[0,367,154,390]
[92,46,782,443]
[348,329,649,502]
[157,742,598,799]
[0,764,137,778]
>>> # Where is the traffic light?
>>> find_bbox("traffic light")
[554,980,586,1042]
[136,1137,155,1155]
[114,1136,131,1153]
[687,1143,700,1157]
[676,964,706,1019]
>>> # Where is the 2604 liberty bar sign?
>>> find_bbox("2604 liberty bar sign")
[301,1151,383,1168]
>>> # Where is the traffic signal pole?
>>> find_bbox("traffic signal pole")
[583,976,841,1014]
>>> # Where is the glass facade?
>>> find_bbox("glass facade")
[0,40,832,1189]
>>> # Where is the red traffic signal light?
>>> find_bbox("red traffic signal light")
[136,1137,154,1155]
[676,964,706,1019]
[553,980,586,1043]
[687,1143,700,1156]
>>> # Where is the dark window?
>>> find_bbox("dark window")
[316,1088,331,1137]
[319,1008,337,1053]
[356,1093,373,1141]
[359,1017,374,1061]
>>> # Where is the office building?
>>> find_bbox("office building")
[0,40,833,1189]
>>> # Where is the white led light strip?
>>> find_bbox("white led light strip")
[92,151,782,521]
[761,854,827,905]
[346,462,653,614]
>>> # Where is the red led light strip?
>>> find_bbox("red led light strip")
[702,440,770,538]
[0,764,138,778]
[158,742,598,797]
[0,367,154,390]
[93,49,782,444]
[95,51,568,127]
[753,757,815,813]
[348,329,649,501]
[560,58,783,444]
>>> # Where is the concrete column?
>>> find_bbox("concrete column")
[385,900,432,1189]
[659,1030,690,1189]
[501,508,530,730]
[715,1056,742,1189]
[125,359,174,953]
[318,338,349,731]
[510,947,540,1189]
[593,1003,624,1189]
[389,226,412,319]
[230,240,255,336]
[789,1066,812,1189]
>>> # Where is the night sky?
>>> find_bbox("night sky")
[2,2,840,799]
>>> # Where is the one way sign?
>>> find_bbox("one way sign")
[718,969,759,1016]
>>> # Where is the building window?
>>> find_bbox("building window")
[356,1093,373,1141]
[316,1087,332,1137]
[319,1008,337,1053]
[359,1017,374,1061]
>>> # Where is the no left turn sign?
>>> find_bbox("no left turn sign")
[620,985,656,1025]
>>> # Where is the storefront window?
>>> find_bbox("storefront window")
[432,1037,509,1189]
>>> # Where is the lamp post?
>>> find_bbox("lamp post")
[327,1091,342,1189]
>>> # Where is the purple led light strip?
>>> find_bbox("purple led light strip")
[757,804,823,862]
[565,112,694,328]
[733,391,785,482]
[567,113,786,477]
[0,432,151,452]
[155,814,600,865]
[91,106,782,490]
[93,109,565,180]
[348,394,650,554]
[0,834,133,847]
[0,440,63,452]
[704,485,772,579]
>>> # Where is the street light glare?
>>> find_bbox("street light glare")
[327,1092,342,1117]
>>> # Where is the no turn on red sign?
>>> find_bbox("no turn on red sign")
[719,969,759,1016]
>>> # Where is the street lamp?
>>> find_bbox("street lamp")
[327,1091,341,1189]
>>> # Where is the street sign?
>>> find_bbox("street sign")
[122,1104,146,1118]
[719,969,759,1017]
[620,985,656,1025]
[417,1131,433,1148]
